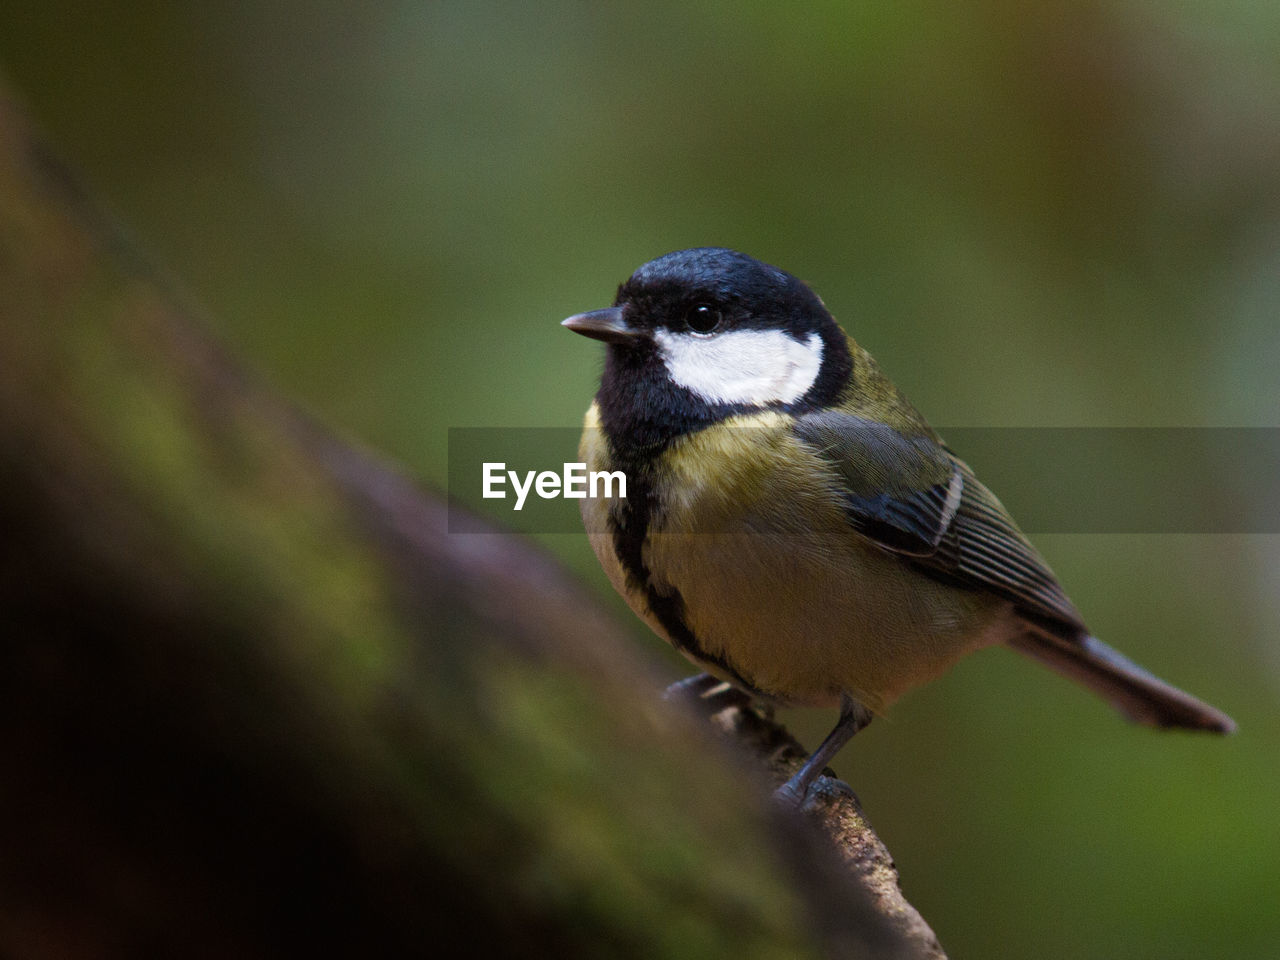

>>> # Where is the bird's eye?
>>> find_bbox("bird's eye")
[685,303,722,335]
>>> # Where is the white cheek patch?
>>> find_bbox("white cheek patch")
[654,328,824,407]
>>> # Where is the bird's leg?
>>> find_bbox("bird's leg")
[774,697,874,806]
[663,672,753,714]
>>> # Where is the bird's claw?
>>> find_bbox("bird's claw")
[773,773,858,811]
[772,780,808,808]
[663,673,752,714]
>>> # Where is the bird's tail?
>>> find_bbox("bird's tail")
[1009,630,1236,733]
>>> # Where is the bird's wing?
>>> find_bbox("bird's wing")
[793,409,1086,634]
[792,411,962,556]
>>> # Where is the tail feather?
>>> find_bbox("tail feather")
[1010,630,1236,734]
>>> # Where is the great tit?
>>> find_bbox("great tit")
[563,247,1235,804]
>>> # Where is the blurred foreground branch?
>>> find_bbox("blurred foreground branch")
[0,84,942,959]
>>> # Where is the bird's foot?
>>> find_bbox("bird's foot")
[768,701,870,814]
[773,778,809,808]
[662,672,721,701]
[663,672,752,714]
[773,771,857,810]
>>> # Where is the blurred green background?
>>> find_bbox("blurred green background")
[3,1,1277,956]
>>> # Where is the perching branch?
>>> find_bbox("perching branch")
[0,82,943,959]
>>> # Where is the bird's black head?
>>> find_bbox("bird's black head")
[563,248,852,455]
[617,247,833,339]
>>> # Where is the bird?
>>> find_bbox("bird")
[562,246,1235,805]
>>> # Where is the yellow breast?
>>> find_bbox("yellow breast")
[578,404,1012,713]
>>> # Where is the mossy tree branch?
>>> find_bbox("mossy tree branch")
[0,83,943,959]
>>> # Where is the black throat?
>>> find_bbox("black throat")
[592,328,852,697]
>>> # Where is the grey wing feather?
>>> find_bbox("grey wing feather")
[923,463,1087,634]
[794,411,1235,733]
[793,411,962,557]
[794,410,1086,636]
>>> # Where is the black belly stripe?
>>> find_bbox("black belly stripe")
[608,453,763,696]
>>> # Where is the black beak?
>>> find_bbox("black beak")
[561,307,638,344]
